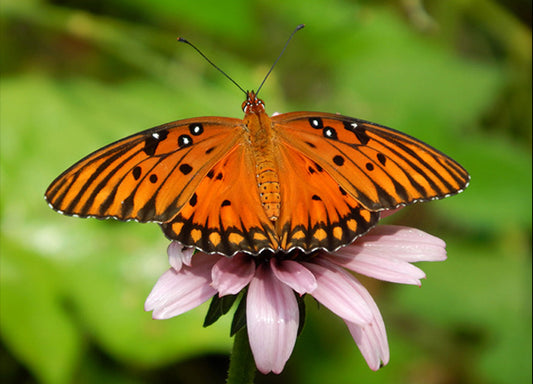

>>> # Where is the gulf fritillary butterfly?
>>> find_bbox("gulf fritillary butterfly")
[45,26,470,256]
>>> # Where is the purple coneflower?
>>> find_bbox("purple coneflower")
[145,225,446,374]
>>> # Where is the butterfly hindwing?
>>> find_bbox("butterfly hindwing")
[45,117,243,222]
[161,145,279,255]
[275,144,380,252]
[273,112,470,211]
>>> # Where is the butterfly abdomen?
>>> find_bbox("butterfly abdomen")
[243,91,282,222]
[256,159,281,221]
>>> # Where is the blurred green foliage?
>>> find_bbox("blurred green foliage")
[1,0,531,383]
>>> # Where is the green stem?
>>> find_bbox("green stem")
[226,328,256,384]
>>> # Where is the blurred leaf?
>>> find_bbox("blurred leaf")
[445,133,532,231]
[1,1,531,383]
[0,238,82,384]
[389,238,532,384]
[115,0,256,42]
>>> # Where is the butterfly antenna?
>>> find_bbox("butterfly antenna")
[256,24,305,96]
[177,37,247,95]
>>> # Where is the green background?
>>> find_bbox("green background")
[1,0,531,383]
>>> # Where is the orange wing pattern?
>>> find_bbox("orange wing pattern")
[161,136,379,255]
[161,145,278,255]
[275,144,379,252]
[273,112,470,211]
[45,117,242,222]
[46,93,470,256]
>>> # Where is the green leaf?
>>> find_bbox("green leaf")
[0,238,82,384]
[230,294,247,337]
[204,294,239,328]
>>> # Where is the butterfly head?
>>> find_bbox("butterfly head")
[242,91,266,114]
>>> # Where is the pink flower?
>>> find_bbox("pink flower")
[144,225,446,374]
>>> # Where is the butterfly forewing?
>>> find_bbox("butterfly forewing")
[273,112,470,211]
[45,117,243,222]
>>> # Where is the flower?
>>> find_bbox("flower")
[144,225,447,374]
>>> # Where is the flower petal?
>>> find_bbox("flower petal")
[211,253,255,296]
[328,249,428,286]
[303,260,373,325]
[167,242,195,271]
[271,259,317,295]
[247,263,299,374]
[325,225,447,285]
[357,225,447,262]
[145,253,220,319]
[345,320,389,371]
[343,280,389,370]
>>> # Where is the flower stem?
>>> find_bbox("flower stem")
[226,328,256,384]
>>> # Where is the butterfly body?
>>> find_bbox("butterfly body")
[46,91,469,256]
[243,92,281,220]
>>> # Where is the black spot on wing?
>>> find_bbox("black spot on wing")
[132,166,142,180]
[179,164,193,175]
[178,134,193,148]
[308,117,323,129]
[354,128,370,146]
[333,155,345,166]
[323,126,337,140]
[143,130,169,156]
[189,123,204,136]
[343,121,370,145]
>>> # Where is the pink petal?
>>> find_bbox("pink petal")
[270,259,317,295]
[327,249,428,286]
[325,225,447,285]
[247,263,299,374]
[167,242,195,271]
[343,280,389,370]
[345,320,389,371]
[211,253,255,296]
[302,260,373,325]
[358,225,447,262]
[145,253,220,319]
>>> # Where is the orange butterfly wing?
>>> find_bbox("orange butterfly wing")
[45,117,242,222]
[160,145,279,255]
[273,112,470,211]
[275,144,379,252]
[160,142,380,255]
[46,93,470,257]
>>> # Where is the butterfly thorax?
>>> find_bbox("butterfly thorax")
[242,91,281,221]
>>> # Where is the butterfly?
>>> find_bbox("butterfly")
[45,27,470,256]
